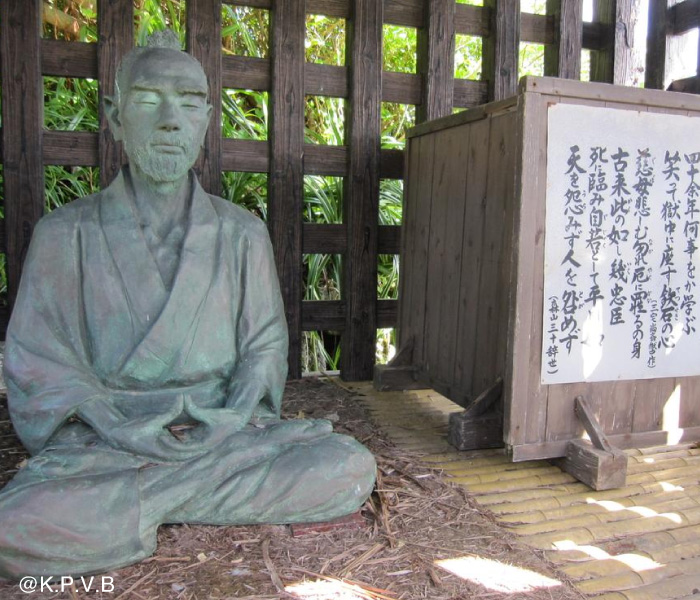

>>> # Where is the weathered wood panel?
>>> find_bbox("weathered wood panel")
[398,135,436,369]
[472,110,517,395]
[591,0,635,85]
[417,0,455,122]
[434,128,469,397]
[341,0,383,381]
[670,0,700,34]
[544,0,583,79]
[98,0,132,187]
[422,129,452,387]
[453,117,491,401]
[1,0,44,307]
[646,0,672,90]
[483,0,521,101]
[269,0,305,378]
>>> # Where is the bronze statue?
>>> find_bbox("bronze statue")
[0,32,375,579]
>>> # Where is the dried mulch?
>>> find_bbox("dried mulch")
[0,377,586,600]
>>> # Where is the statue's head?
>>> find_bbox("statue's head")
[104,30,212,184]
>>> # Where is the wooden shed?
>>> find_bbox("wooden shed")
[388,75,700,487]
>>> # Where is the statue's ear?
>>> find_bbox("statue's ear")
[104,95,123,141]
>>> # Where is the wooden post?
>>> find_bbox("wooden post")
[591,0,637,85]
[269,0,305,379]
[187,0,222,196]
[0,0,44,308]
[482,0,521,101]
[341,0,382,381]
[646,0,671,89]
[98,0,133,188]
[417,0,455,123]
[545,0,583,79]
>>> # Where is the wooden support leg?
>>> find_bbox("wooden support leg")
[447,378,504,451]
[373,337,427,391]
[558,396,628,490]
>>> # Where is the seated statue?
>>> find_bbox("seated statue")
[0,32,375,579]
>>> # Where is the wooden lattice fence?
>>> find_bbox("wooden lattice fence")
[0,0,693,380]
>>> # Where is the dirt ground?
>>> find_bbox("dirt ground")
[0,377,587,600]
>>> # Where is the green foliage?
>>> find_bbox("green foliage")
[455,35,482,80]
[306,15,345,66]
[44,77,99,132]
[222,5,269,58]
[383,25,417,74]
[44,166,100,212]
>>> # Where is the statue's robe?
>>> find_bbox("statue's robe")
[0,170,375,579]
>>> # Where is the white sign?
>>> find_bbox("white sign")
[542,104,700,384]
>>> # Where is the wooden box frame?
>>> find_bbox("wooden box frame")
[398,76,700,461]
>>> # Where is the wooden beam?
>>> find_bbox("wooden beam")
[187,0,222,196]
[646,0,671,89]
[482,0,521,101]
[98,0,133,188]
[341,0,383,381]
[1,0,44,307]
[574,395,613,452]
[269,0,305,378]
[417,0,455,123]
[669,0,700,34]
[591,0,636,85]
[301,299,398,330]
[545,0,583,79]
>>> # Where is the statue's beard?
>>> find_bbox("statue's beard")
[127,135,200,183]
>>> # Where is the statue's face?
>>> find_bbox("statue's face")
[117,50,212,183]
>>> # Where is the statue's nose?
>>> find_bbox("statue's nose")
[158,100,181,131]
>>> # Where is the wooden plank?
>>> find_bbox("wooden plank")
[396,135,422,352]
[482,0,521,101]
[453,79,490,108]
[43,131,99,166]
[422,129,453,388]
[304,144,347,176]
[453,117,491,399]
[416,0,455,123]
[269,0,305,379]
[679,377,700,430]
[384,0,423,28]
[341,0,383,381]
[544,0,583,79]
[455,4,490,37]
[575,396,614,451]
[646,0,672,90]
[302,224,399,255]
[222,138,269,172]
[632,377,675,433]
[472,112,516,395]
[227,0,350,17]
[222,55,270,91]
[377,299,398,328]
[303,224,347,254]
[1,0,44,307]
[223,139,404,178]
[98,0,133,188]
[599,379,637,434]
[301,300,397,330]
[521,12,554,45]
[305,63,348,97]
[510,425,700,461]
[382,71,422,105]
[187,0,222,196]
[591,0,635,85]
[404,135,436,371]
[41,39,97,78]
[306,0,350,18]
[506,91,550,450]
[522,76,700,111]
[670,0,700,34]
